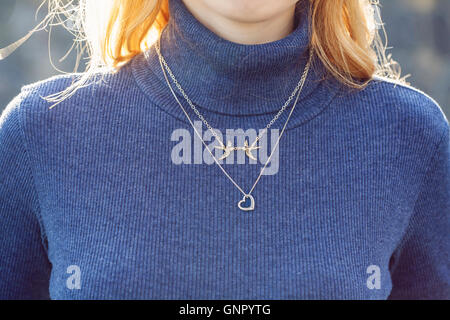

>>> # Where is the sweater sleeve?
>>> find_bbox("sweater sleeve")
[0,91,51,299]
[388,123,450,300]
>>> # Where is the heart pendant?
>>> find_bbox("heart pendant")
[237,194,255,211]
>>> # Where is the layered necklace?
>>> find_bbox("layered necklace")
[154,36,313,211]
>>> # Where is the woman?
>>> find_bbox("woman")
[0,0,448,299]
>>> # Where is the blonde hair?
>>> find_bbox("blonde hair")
[23,0,405,107]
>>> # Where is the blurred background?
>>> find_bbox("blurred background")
[0,0,449,117]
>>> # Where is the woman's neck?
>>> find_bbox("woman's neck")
[181,0,297,44]
[140,0,324,116]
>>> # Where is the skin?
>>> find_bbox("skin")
[182,0,300,45]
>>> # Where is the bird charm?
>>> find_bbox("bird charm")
[214,139,260,161]
[214,140,235,160]
[241,139,260,161]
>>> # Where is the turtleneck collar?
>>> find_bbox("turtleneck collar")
[133,0,340,124]
[162,0,309,76]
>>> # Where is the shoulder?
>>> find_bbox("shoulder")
[0,61,145,163]
[340,75,449,149]
[373,75,447,133]
[3,61,139,131]
[18,62,137,109]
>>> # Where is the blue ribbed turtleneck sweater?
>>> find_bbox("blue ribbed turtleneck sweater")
[0,0,449,299]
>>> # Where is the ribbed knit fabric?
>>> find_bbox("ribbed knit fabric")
[0,0,449,299]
